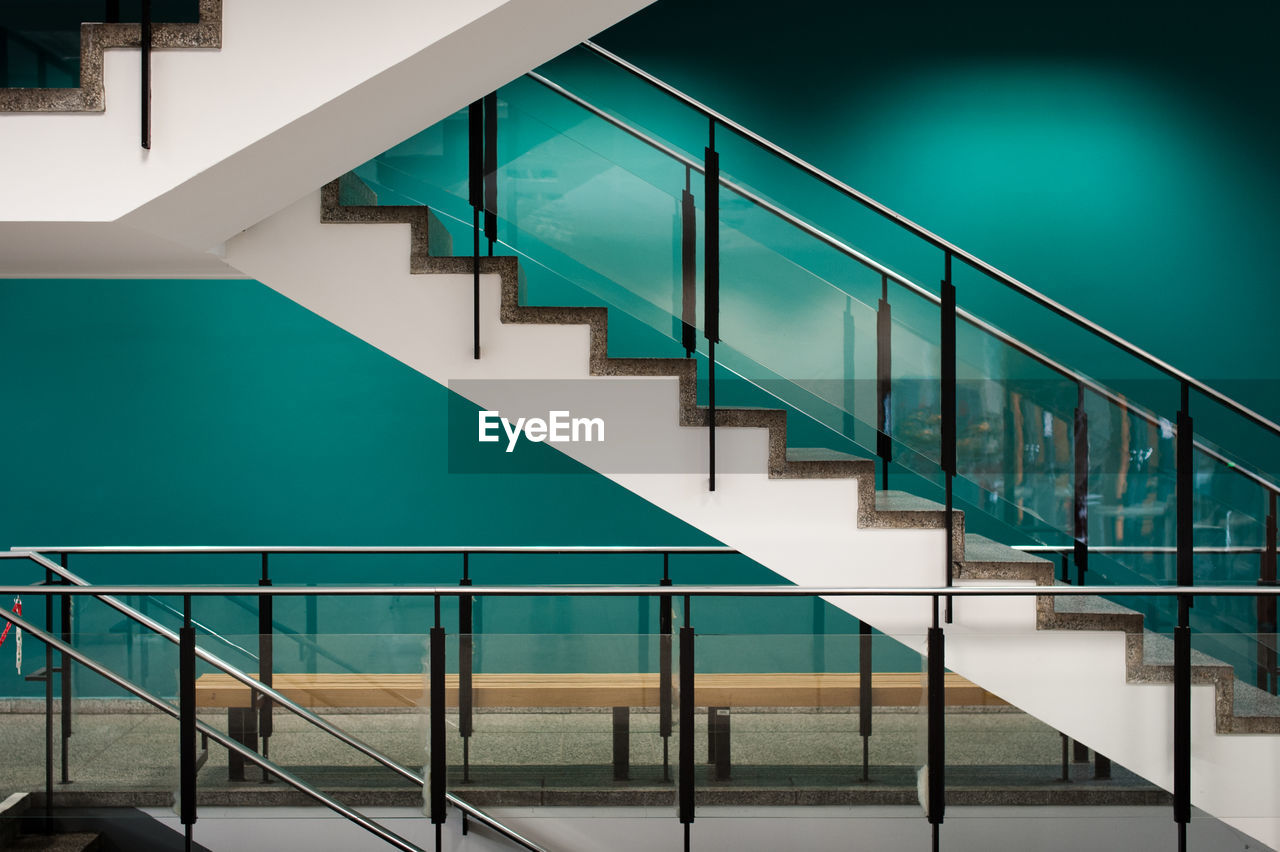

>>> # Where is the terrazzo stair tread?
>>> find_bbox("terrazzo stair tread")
[875,491,947,514]
[0,0,221,112]
[1050,585,1140,617]
[1141,631,1234,671]
[961,534,1050,566]
[1229,678,1280,719]
[785,447,871,464]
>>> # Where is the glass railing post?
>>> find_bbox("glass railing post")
[927,597,945,849]
[659,555,673,782]
[678,600,695,850]
[704,120,720,493]
[42,578,52,833]
[1260,492,1278,693]
[876,275,893,491]
[1073,384,1090,586]
[59,554,72,786]
[469,99,483,359]
[258,553,274,778]
[180,594,197,849]
[859,619,873,781]
[680,167,697,358]
[941,252,956,623]
[140,0,151,150]
[459,553,473,784]
[429,597,446,840]
[483,92,498,255]
[1175,380,1193,851]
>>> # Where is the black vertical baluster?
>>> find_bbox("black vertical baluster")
[258,554,273,781]
[1258,492,1277,693]
[681,167,697,358]
[459,554,474,784]
[180,595,196,851]
[483,92,498,255]
[678,599,695,851]
[659,555,673,782]
[1060,553,1070,584]
[876,275,893,491]
[1174,381,1193,852]
[305,594,317,673]
[1074,384,1090,586]
[59,555,71,785]
[140,0,151,149]
[859,620,873,782]
[940,253,956,623]
[468,100,483,360]
[430,598,446,849]
[704,121,720,493]
[927,598,945,850]
[43,574,52,833]
[106,1,120,23]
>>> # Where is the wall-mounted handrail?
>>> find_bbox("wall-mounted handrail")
[577,39,1280,441]
[524,70,1280,499]
[0,604,429,852]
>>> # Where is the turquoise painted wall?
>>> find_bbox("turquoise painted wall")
[597,0,1280,412]
[0,278,893,697]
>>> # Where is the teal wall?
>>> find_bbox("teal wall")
[0,278,887,697]
[597,0,1280,411]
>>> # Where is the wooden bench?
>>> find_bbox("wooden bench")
[195,671,1006,780]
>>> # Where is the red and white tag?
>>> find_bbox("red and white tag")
[0,597,21,674]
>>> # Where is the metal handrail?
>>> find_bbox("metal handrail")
[1016,545,1280,555]
[14,545,733,554]
[0,606,428,852]
[578,39,1280,441]
[8,552,547,852]
[522,70,1280,498]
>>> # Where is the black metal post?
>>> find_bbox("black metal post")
[859,620,873,782]
[305,595,317,673]
[469,100,483,360]
[941,252,956,623]
[59,555,72,786]
[704,120,720,493]
[483,92,497,255]
[44,572,52,833]
[429,602,446,834]
[106,1,120,22]
[1074,384,1090,586]
[1174,382,1193,851]
[1258,492,1277,693]
[258,554,273,780]
[459,554,474,783]
[927,598,945,843]
[681,166,697,358]
[679,617,695,839]
[140,0,151,150]
[659,555,673,782]
[180,596,197,850]
[876,274,893,491]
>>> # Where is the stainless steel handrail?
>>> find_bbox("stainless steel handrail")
[0,606,428,852]
[11,552,548,852]
[14,545,733,554]
[578,39,1280,441]
[523,70,1280,498]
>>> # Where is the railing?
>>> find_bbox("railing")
[2,552,1277,852]
[342,40,1280,729]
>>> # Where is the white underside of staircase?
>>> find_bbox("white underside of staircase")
[0,0,653,276]
[227,191,1280,851]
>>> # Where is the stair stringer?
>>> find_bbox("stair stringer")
[225,188,1280,851]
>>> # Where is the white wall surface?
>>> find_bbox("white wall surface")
[225,191,1280,851]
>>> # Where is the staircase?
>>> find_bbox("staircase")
[224,173,1280,849]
